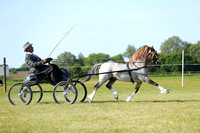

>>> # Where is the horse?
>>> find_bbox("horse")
[85,45,169,103]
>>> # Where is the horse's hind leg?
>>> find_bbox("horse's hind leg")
[87,82,101,103]
[87,76,108,103]
[106,78,119,100]
[126,82,142,102]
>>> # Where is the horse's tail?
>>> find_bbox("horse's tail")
[84,63,102,82]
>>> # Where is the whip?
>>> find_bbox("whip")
[47,24,76,57]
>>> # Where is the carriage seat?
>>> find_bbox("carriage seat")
[24,68,70,86]
[24,73,56,86]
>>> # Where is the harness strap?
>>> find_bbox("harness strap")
[69,65,147,81]
[126,63,134,84]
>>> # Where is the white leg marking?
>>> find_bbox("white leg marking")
[158,85,169,94]
[126,92,135,102]
[87,90,96,102]
[111,88,119,100]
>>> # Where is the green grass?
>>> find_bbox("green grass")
[0,75,200,133]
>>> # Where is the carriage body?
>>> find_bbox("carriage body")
[24,74,37,85]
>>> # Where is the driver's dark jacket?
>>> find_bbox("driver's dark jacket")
[25,52,46,73]
[25,52,63,84]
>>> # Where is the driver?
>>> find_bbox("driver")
[23,42,67,84]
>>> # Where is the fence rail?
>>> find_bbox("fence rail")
[4,63,200,78]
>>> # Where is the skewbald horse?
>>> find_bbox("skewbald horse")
[85,45,169,103]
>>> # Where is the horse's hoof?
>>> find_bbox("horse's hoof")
[126,95,132,102]
[113,91,119,100]
[160,90,169,94]
[165,91,169,94]
[87,95,93,103]
[114,96,119,100]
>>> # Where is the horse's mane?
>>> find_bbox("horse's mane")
[129,45,152,62]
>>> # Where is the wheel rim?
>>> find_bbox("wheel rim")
[53,81,77,104]
[8,83,32,105]
[73,81,87,102]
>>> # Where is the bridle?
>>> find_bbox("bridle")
[146,49,160,65]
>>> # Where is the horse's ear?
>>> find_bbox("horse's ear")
[152,46,154,48]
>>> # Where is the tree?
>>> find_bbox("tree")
[16,63,29,71]
[84,53,110,66]
[160,36,191,54]
[157,53,169,64]
[20,63,27,68]
[53,51,76,66]
[180,41,192,54]
[110,54,124,62]
[189,41,200,63]
[9,68,17,74]
[123,44,136,59]
[156,52,198,73]
[77,53,85,66]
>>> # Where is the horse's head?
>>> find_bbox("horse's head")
[129,45,161,65]
[146,46,160,65]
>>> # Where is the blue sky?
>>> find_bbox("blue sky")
[0,0,200,68]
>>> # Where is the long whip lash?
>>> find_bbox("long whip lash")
[48,24,76,57]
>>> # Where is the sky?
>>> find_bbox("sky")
[0,0,200,68]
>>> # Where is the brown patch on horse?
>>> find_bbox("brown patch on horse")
[129,45,149,62]
[129,45,156,63]
[149,79,158,86]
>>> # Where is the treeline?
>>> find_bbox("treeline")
[10,36,200,75]
[149,52,199,74]
[153,36,200,73]
[58,52,200,75]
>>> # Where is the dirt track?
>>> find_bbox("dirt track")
[7,71,30,78]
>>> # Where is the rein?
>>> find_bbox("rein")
[69,65,147,81]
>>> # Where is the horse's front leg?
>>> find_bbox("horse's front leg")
[145,77,169,94]
[126,82,142,102]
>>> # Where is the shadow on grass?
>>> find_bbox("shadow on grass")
[81,100,126,104]
[135,99,200,103]
[80,99,200,104]
[33,101,56,104]
[30,99,200,105]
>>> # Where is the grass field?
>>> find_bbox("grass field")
[0,74,200,133]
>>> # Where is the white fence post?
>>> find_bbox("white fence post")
[182,50,184,87]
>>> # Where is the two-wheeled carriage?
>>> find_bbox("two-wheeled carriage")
[8,72,87,105]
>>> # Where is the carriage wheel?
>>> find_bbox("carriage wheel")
[72,81,87,102]
[8,83,32,105]
[29,84,43,103]
[53,81,77,104]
